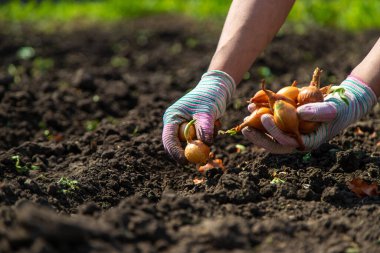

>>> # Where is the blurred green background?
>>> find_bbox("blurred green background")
[1,0,380,31]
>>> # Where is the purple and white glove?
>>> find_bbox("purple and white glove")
[163,70,236,162]
[242,75,378,154]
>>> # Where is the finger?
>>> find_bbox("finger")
[242,127,295,154]
[193,113,215,145]
[261,114,299,148]
[302,123,329,150]
[247,103,256,113]
[297,102,337,122]
[162,124,187,164]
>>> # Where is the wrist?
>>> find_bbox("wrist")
[343,75,378,109]
[199,70,236,104]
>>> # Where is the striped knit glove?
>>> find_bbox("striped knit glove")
[242,75,378,154]
[163,70,236,162]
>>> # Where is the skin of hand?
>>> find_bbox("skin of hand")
[162,0,296,162]
[242,37,380,153]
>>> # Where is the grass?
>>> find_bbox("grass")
[0,0,380,31]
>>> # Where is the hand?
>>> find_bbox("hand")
[162,70,235,162]
[242,75,378,154]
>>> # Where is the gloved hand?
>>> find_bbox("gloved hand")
[242,75,378,154]
[162,70,236,162]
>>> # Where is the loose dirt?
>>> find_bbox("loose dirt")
[0,16,379,253]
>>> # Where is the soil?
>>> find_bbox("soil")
[0,16,379,253]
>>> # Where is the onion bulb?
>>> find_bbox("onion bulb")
[178,121,196,142]
[185,140,210,164]
[297,67,324,106]
[250,90,268,104]
[225,107,272,135]
[183,120,210,164]
[277,80,299,103]
[262,80,305,150]
[299,120,320,134]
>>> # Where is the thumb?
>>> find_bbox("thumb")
[162,124,187,164]
[297,102,337,122]
[193,113,215,145]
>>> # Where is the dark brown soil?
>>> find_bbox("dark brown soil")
[0,16,379,253]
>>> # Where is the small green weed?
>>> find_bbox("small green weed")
[11,155,39,173]
[85,120,99,132]
[57,177,79,194]
[302,153,312,163]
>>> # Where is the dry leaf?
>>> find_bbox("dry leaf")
[347,178,379,198]
[369,132,377,139]
[193,177,205,185]
[198,158,225,174]
[354,127,364,136]
[53,133,64,143]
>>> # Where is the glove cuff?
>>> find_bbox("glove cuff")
[341,75,378,111]
[200,70,236,105]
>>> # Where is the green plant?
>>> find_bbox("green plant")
[11,155,39,173]
[17,46,35,60]
[57,177,79,194]
[32,57,54,77]
[1,0,379,31]
[270,177,286,185]
[302,153,312,163]
[270,169,286,185]
[85,119,99,131]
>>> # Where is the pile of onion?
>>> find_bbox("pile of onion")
[222,67,345,150]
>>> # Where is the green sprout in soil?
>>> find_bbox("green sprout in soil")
[7,64,24,84]
[11,155,39,173]
[302,153,312,163]
[270,170,286,185]
[132,126,139,136]
[233,98,243,110]
[270,177,286,185]
[110,56,129,68]
[32,57,54,78]
[85,119,99,132]
[57,177,79,194]
[17,46,36,60]
[235,144,247,153]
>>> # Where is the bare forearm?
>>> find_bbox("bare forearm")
[351,37,380,97]
[208,0,295,84]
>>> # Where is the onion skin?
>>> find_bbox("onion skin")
[320,84,332,96]
[273,100,305,150]
[178,122,196,142]
[277,80,299,103]
[185,140,210,164]
[297,67,324,106]
[250,90,268,104]
[297,86,324,106]
[261,80,296,111]
[235,107,272,132]
[299,120,320,134]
